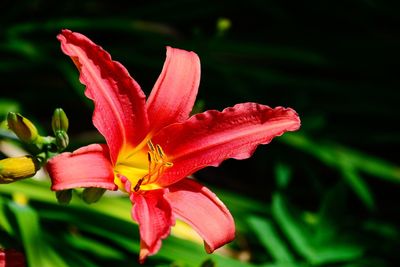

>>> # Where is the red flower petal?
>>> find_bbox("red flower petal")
[131,189,174,263]
[155,103,300,186]
[146,46,200,134]
[47,144,116,191]
[0,249,25,267]
[166,178,235,253]
[58,29,149,163]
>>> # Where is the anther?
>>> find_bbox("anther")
[134,178,144,192]
[164,162,173,167]
[156,144,165,159]
[141,140,174,186]
[147,140,155,152]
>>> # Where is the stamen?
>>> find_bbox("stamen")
[147,151,152,163]
[134,140,174,191]
[134,178,144,192]
[147,140,155,152]
[156,144,165,159]
[146,151,153,184]
[164,162,173,167]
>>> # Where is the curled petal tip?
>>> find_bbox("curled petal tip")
[205,242,213,254]
[138,246,149,264]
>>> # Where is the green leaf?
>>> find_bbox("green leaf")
[275,163,292,189]
[272,194,316,262]
[0,196,14,235]
[281,133,400,183]
[259,263,308,267]
[339,159,375,210]
[247,216,294,263]
[0,99,20,118]
[272,193,363,265]
[0,179,252,266]
[313,243,363,264]
[314,183,347,244]
[64,233,125,260]
[280,133,398,208]
[8,201,69,267]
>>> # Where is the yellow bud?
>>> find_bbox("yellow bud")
[7,112,39,144]
[0,156,40,184]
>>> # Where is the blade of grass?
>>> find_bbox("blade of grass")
[64,233,126,261]
[8,201,69,267]
[0,196,14,236]
[281,133,400,183]
[272,193,316,262]
[247,216,295,263]
[1,179,254,266]
[273,193,363,265]
[339,159,375,210]
[275,163,292,189]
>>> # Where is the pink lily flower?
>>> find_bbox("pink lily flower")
[47,29,300,263]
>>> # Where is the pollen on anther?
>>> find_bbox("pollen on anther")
[134,178,144,192]
[164,162,173,167]
[156,144,165,158]
[147,140,155,152]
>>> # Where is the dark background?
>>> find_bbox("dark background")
[1,1,400,266]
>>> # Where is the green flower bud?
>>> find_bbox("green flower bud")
[51,108,69,134]
[7,112,39,144]
[56,189,72,205]
[82,188,106,204]
[0,156,40,184]
[51,108,69,152]
[55,131,69,152]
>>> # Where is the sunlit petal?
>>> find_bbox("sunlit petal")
[58,29,149,163]
[131,189,175,263]
[146,46,200,134]
[155,103,300,186]
[47,144,116,191]
[166,178,235,253]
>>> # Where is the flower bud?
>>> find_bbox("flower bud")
[82,187,106,204]
[51,108,69,134]
[56,189,72,205]
[0,156,40,184]
[51,108,69,152]
[55,131,69,151]
[7,112,39,144]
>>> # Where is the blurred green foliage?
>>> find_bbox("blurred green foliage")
[1,0,400,266]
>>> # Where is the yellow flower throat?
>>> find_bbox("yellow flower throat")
[114,140,173,192]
